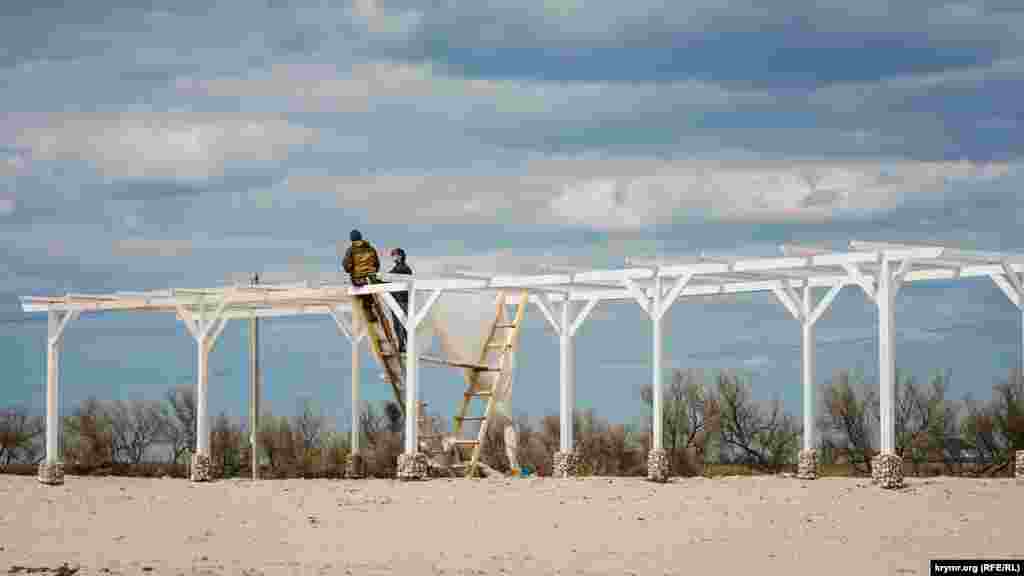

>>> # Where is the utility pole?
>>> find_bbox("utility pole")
[249,272,260,481]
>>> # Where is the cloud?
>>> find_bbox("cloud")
[9,113,317,181]
[112,238,194,258]
[286,153,1016,230]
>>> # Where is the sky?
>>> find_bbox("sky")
[2,0,1024,435]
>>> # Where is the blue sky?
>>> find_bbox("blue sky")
[2,0,1024,431]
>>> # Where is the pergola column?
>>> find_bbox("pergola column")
[990,262,1024,481]
[380,284,442,480]
[175,293,232,482]
[329,305,367,478]
[626,272,692,483]
[532,293,598,478]
[772,280,843,480]
[38,309,78,486]
[847,255,910,489]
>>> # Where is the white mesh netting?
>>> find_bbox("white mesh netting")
[425,292,516,417]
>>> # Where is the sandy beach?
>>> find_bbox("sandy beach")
[4,474,1022,575]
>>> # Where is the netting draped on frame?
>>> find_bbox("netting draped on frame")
[426,292,515,415]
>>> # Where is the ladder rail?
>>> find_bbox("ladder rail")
[465,290,528,476]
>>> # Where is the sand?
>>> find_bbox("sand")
[3,474,1022,575]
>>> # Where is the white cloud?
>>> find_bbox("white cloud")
[11,113,317,181]
[286,153,1016,229]
[182,59,754,119]
[112,238,194,258]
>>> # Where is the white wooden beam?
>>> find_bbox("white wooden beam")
[842,264,877,304]
[992,274,1022,309]
[892,258,913,296]
[569,299,599,337]
[529,294,562,335]
[624,278,651,316]
[489,274,573,288]
[1001,262,1023,297]
[659,273,693,316]
[412,289,443,328]
[732,256,809,272]
[379,292,407,328]
[808,282,844,326]
[328,307,354,343]
[772,285,803,322]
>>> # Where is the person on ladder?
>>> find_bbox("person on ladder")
[342,229,381,323]
[389,247,412,353]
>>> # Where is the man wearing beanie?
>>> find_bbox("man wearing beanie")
[342,229,381,322]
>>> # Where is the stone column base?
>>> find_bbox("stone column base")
[553,451,580,478]
[1015,450,1024,481]
[647,449,670,483]
[396,453,429,481]
[797,449,818,480]
[346,453,365,479]
[872,453,903,489]
[37,462,64,485]
[190,453,214,482]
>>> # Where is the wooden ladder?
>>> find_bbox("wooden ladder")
[361,293,406,414]
[450,290,529,478]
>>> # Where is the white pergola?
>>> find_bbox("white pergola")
[21,240,1024,483]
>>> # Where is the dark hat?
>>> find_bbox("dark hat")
[350,229,362,242]
[391,247,406,259]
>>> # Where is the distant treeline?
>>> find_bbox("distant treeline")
[2,366,1021,479]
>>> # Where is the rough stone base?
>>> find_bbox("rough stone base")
[37,462,64,485]
[647,449,670,483]
[553,451,580,478]
[1015,450,1024,481]
[872,453,903,489]
[190,453,214,482]
[797,449,819,480]
[396,453,429,481]
[345,453,365,479]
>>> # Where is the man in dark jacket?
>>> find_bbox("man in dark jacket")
[388,248,412,352]
[342,229,381,322]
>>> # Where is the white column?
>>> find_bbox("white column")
[404,287,418,454]
[351,324,361,456]
[196,337,211,456]
[802,288,815,452]
[249,313,260,481]
[559,300,575,453]
[45,313,61,464]
[652,277,664,452]
[878,259,896,454]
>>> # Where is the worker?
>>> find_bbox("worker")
[389,247,412,352]
[342,229,381,323]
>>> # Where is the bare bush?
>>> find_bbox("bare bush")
[640,368,721,475]
[0,406,44,466]
[108,400,166,465]
[257,413,298,478]
[715,370,799,472]
[961,368,1024,476]
[211,412,244,478]
[62,397,114,471]
[163,385,195,464]
[820,370,877,475]
[293,398,325,477]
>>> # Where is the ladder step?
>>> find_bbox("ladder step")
[494,323,517,328]
[465,391,493,397]
[486,342,510,348]
[454,416,486,422]
[453,440,479,446]
[398,354,500,372]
